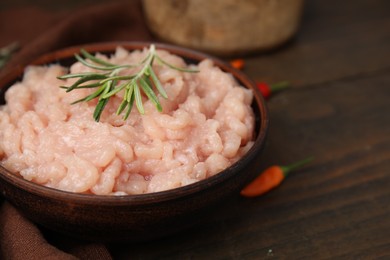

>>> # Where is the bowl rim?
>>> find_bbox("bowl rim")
[0,41,269,205]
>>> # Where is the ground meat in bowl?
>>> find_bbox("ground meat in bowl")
[0,46,255,195]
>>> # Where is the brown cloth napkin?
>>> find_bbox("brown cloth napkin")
[0,0,155,259]
[0,202,113,260]
[0,0,153,79]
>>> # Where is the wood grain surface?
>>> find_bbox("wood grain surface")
[1,0,389,259]
[111,0,390,258]
[111,1,390,259]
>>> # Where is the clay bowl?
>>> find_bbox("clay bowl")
[0,42,268,242]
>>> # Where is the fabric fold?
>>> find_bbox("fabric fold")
[0,0,154,259]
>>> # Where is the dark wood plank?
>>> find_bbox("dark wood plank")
[245,0,390,87]
[110,72,390,259]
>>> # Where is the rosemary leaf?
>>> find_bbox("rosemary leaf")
[76,85,106,103]
[126,82,135,103]
[134,84,144,114]
[100,75,136,84]
[101,82,127,99]
[93,98,109,122]
[65,82,102,89]
[101,80,114,97]
[124,94,135,119]
[117,98,129,116]
[139,77,162,112]
[66,74,107,92]
[155,55,199,73]
[57,72,106,80]
[71,95,93,105]
[148,67,168,99]
[75,54,130,71]
[80,49,116,67]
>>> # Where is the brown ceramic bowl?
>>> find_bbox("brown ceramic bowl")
[0,42,268,242]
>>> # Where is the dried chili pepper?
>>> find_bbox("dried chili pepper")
[240,157,313,197]
[230,59,245,70]
[257,81,289,100]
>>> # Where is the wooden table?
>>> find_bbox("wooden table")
[1,0,389,258]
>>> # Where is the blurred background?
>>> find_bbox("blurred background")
[1,0,305,56]
[1,0,389,259]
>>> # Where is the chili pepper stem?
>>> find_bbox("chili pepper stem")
[230,59,245,70]
[270,81,290,92]
[280,156,314,177]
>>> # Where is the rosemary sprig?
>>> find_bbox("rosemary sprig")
[58,44,198,122]
[0,42,20,69]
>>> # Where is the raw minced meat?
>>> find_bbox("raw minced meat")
[0,46,254,195]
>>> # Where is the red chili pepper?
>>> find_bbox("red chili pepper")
[240,157,313,197]
[256,81,290,100]
[230,59,245,70]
